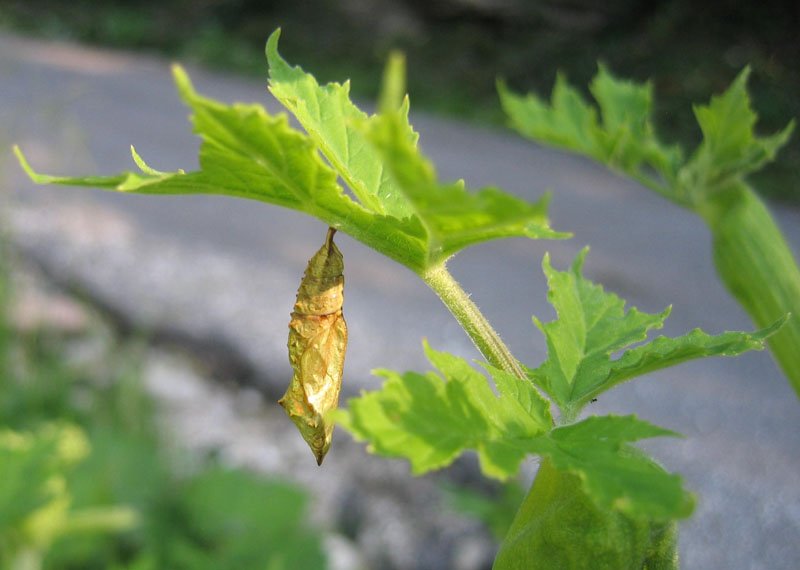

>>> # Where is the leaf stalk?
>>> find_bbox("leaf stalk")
[422,263,526,380]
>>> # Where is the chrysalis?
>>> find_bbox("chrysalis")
[279,227,347,465]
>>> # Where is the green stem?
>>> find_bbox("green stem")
[494,457,679,570]
[421,262,526,380]
[698,182,800,398]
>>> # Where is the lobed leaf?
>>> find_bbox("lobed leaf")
[14,67,429,267]
[17,30,566,273]
[497,73,599,159]
[266,30,413,218]
[337,341,691,518]
[682,68,795,195]
[334,341,552,480]
[527,249,783,413]
[528,249,669,410]
[499,67,682,198]
[522,415,694,521]
[360,107,567,265]
[501,65,793,207]
[597,317,787,398]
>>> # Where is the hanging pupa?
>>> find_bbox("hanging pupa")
[279,227,347,465]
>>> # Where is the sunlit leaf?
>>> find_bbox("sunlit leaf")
[527,248,783,412]
[335,341,552,480]
[16,29,566,274]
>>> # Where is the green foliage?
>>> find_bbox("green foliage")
[524,417,692,520]
[338,249,777,522]
[12,28,791,567]
[500,65,800,399]
[0,424,137,570]
[15,30,565,274]
[266,31,412,219]
[154,467,325,570]
[335,340,552,479]
[527,248,785,416]
[685,69,794,194]
[0,269,326,569]
[499,66,793,207]
[0,425,86,533]
[498,68,683,199]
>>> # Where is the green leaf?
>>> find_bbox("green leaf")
[17,30,565,274]
[498,73,599,159]
[524,416,693,520]
[0,425,91,533]
[682,67,795,195]
[175,467,326,569]
[589,65,683,178]
[334,341,552,480]
[360,107,567,263]
[14,67,430,271]
[529,248,669,410]
[0,429,58,530]
[500,58,800,401]
[499,68,682,197]
[599,316,787,396]
[501,65,793,208]
[266,29,413,218]
[528,249,781,413]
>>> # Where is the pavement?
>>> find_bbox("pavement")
[2,31,800,569]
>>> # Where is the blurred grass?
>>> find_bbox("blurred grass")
[0,253,327,569]
[0,0,797,204]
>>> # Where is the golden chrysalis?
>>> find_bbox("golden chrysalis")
[279,227,347,465]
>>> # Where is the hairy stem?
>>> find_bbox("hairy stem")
[422,262,526,380]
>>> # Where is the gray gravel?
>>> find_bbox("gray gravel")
[3,31,800,569]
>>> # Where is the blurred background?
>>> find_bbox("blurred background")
[2,0,798,201]
[1,2,800,569]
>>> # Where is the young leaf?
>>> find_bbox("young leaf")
[596,316,787,397]
[334,341,552,480]
[529,248,669,410]
[524,415,694,520]
[501,64,800,399]
[528,249,783,413]
[497,73,600,159]
[682,68,795,194]
[589,65,683,179]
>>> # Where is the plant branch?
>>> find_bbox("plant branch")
[422,262,526,380]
